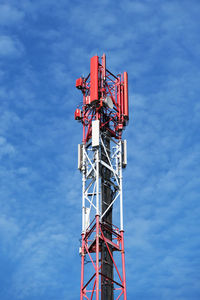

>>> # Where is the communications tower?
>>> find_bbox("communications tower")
[75,54,129,299]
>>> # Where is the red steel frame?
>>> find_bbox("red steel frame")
[75,54,129,144]
[76,54,128,299]
[80,216,127,299]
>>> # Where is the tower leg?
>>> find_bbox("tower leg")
[80,234,85,300]
[121,230,127,300]
[96,215,100,300]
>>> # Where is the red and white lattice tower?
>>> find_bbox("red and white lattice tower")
[75,54,129,300]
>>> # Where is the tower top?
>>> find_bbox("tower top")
[75,54,129,144]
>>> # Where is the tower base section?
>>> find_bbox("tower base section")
[80,215,127,300]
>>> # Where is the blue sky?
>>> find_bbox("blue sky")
[0,0,200,299]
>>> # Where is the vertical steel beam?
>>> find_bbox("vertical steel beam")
[119,141,124,231]
[80,234,85,299]
[82,145,86,233]
[121,230,127,300]
[96,215,100,300]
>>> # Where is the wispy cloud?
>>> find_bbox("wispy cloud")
[0,4,24,26]
[12,222,75,299]
[0,0,199,299]
[0,35,24,57]
[0,136,15,158]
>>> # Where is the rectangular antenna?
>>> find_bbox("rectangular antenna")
[78,144,83,170]
[92,120,100,147]
[122,140,127,168]
[90,56,99,102]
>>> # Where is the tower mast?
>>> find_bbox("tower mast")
[75,54,129,299]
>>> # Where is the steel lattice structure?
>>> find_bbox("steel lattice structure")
[75,54,129,300]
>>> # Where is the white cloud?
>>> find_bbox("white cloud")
[0,4,24,26]
[49,63,69,87]
[0,110,20,135]
[0,136,15,158]
[0,215,19,253]
[11,222,75,298]
[0,35,24,57]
